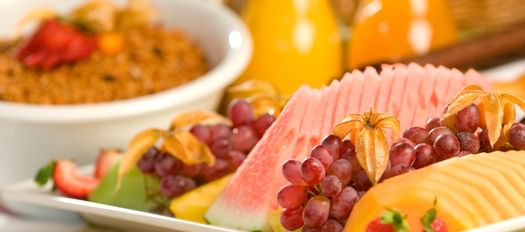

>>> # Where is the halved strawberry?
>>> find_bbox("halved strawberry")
[53,160,99,199]
[94,149,123,179]
[16,19,97,70]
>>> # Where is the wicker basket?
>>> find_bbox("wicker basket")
[448,0,525,33]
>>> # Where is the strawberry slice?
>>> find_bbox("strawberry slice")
[428,219,448,232]
[94,149,123,179]
[16,19,97,70]
[366,218,395,232]
[421,201,448,232]
[53,160,99,199]
[366,209,409,232]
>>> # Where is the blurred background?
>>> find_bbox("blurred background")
[217,0,525,95]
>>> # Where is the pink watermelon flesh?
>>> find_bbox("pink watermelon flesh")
[301,90,324,157]
[314,85,330,148]
[375,65,395,113]
[417,64,439,126]
[360,67,381,114]
[205,64,490,231]
[429,66,451,118]
[324,80,340,137]
[333,79,347,125]
[350,70,366,115]
[339,74,353,121]
[408,63,428,127]
[465,69,491,90]
[387,64,409,118]
[443,67,461,105]
[292,90,321,158]
[347,70,364,115]
[398,63,424,131]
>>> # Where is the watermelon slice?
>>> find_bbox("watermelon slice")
[349,70,365,115]
[301,90,324,157]
[415,64,438,126]
[375,65,395,113]
[359,67,381,114]
[387,64,409,117]
[398,63,424,130]
[205,86,312,230]
[205,64,490,231]
[429,66,452,117]
[408,63,428,127]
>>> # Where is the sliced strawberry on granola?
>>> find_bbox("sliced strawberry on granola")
[16,19,97,70]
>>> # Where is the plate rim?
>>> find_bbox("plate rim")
[1,166,238,232]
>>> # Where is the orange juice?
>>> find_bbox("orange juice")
[238,0,343,95]
[348,0,458,69]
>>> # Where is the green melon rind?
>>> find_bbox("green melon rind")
[204,196,271,231]
[88,159,167,211]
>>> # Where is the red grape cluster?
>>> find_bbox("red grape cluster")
[390,104,525,179]
[279,135,365,232]
[137,100,276,198]
[384,104,482,179]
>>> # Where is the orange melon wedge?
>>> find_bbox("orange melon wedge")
[345,151,525,231]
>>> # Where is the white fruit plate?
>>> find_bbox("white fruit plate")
[3,165,525,232]
[1,166,236,232]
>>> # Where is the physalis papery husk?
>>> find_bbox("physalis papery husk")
[333,108,400,184]
[226,79,284,116]
[117,111,231,186]
[441,85,525,148]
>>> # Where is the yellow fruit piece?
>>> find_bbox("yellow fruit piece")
[269,209,286,232]
[345,151,525,231]
[269,209,300,232]
[170,175,232,223]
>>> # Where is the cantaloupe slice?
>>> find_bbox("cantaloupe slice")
[433,167,495,224]
[466,157,525,213]
[345,151,525,231]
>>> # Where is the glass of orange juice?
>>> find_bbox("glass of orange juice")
[237,0,343,96]
[348,0,458,69]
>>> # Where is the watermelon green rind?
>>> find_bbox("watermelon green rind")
[205,86,311,231]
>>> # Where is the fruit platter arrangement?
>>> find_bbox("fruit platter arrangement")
[9,63,525,232]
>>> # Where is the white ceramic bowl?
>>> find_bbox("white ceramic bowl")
[0,0,252,186]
